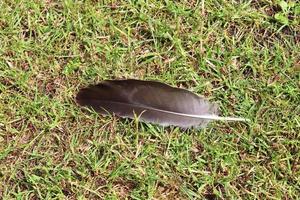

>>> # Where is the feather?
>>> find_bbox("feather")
[76,79,247,128]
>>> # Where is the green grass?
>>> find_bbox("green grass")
[0,0,299,199]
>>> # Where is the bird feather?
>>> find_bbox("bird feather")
[76,79,247,128]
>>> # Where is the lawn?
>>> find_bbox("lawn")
[0,0,299,199]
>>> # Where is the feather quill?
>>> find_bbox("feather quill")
[76,79,247,128]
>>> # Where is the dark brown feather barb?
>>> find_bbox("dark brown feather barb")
[76,79,247,128]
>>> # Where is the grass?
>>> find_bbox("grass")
[0,0,299,199]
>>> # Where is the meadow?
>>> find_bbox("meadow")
[0,1,299,199]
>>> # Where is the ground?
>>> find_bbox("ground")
[0,0,299,199]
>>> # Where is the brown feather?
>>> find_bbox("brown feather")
[76,79,246,128]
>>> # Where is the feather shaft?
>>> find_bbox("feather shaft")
[86,99,248,122]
